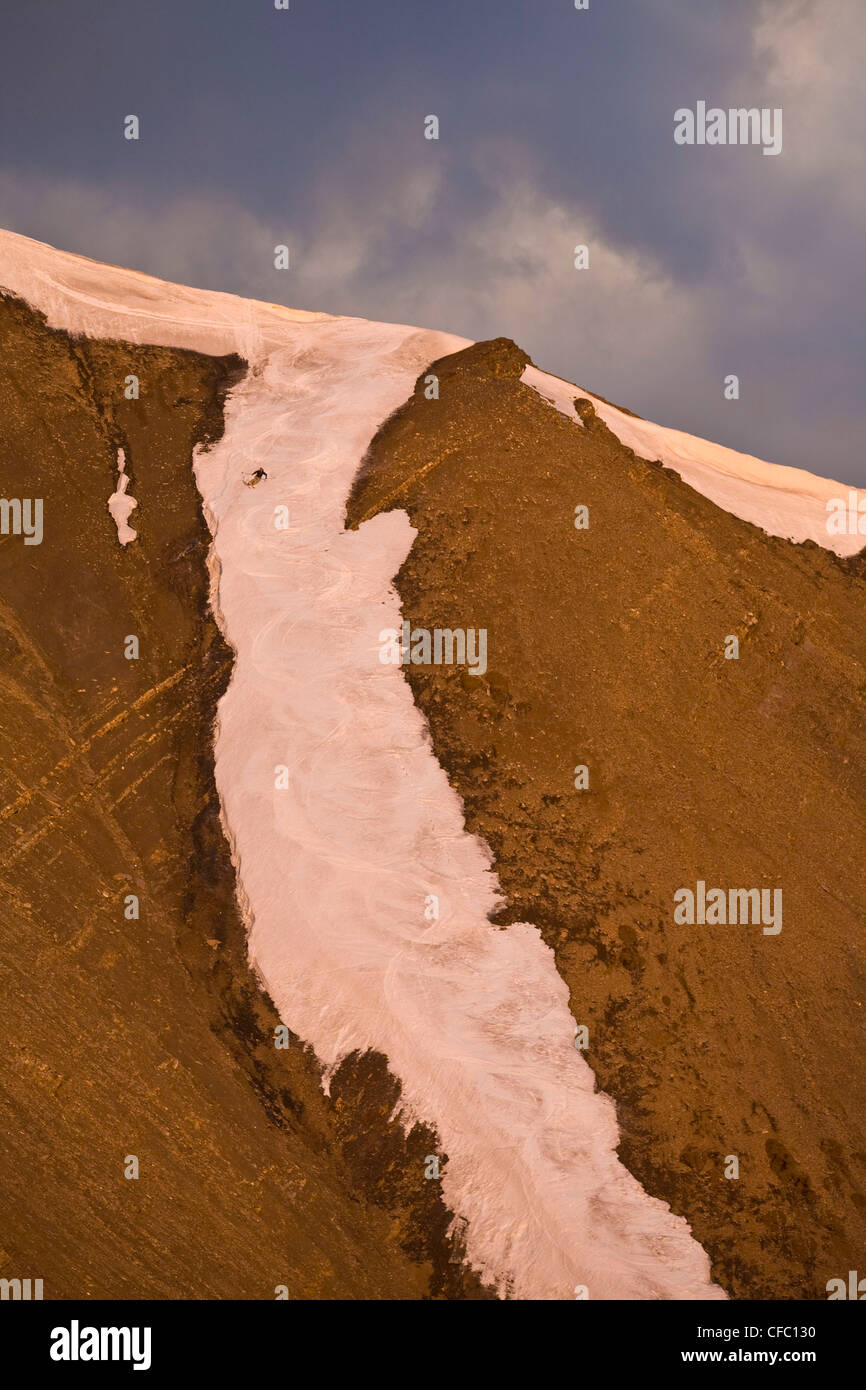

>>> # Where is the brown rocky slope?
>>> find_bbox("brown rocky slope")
[347,337,866,1300]
[0,292,489,1299]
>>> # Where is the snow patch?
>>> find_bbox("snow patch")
[523,364,866,557]
[108,447,137,545]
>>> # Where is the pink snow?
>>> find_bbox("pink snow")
[107,447,137,545]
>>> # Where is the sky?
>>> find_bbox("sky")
[0,0,863,481]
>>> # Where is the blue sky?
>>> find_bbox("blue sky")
[1,0,863,481]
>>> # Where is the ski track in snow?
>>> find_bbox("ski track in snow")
[14,228,862,1298]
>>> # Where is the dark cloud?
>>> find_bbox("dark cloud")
[0,0,862,480]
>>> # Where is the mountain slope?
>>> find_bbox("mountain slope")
[0,287,487,1299]
[347,336,866,1298]
[2,228,863,1299]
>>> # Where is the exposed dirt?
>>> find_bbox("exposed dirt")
[347,337,866,1300]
